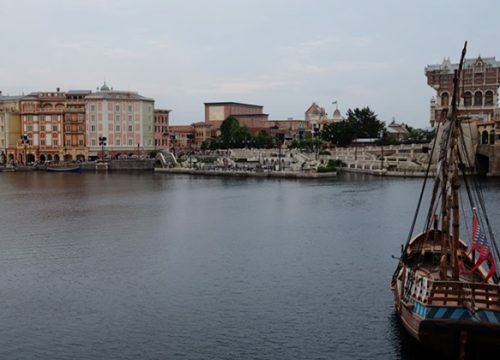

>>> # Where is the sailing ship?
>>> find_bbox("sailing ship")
[391,42,500,358]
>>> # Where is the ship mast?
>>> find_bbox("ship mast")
[440,42,467,281]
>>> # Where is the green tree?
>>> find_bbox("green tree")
[404,125,435,143]
[321,121,356,146]
[346,107,385,139]
[220,116,240,147]
[255,130,274,148]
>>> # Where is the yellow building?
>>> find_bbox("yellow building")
[0,94,22,164]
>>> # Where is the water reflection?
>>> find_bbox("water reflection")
[0,172,497,360]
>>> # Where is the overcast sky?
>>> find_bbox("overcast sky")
[1,0,499,127]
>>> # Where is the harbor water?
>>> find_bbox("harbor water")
[0,172,499,359]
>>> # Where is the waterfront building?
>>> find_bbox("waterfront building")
[168,125,194,153]
[65,90,91,161]
[204,102,269,129]
[192,121,213,149]
[154,109,171,150]
[85,83,155,160]
[426,56,500,129]
[0,94,22,164]
[387,120,409,142]
[19,89,66,163]
[305,102,327,133]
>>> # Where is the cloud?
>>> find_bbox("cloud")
[52,41,95,50]
[289,63,329,75]
[186,79,288,95]
[51,41,144,59]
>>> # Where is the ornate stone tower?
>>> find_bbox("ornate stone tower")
[425,56,500,126]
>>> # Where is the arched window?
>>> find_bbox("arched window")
[482,130,489,144]
[464,92,472,107]
[474,91,483,107]
[441,92,449,107]
[490,131,496,145]
[485,91,494,106]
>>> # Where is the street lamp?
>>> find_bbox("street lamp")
[170,134,176,156]
[187,133,194,168]
[99,136,107,161]
[21,134,29,165]
[379,129,385,170]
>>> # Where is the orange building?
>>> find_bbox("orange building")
[64,90,91,161]
[18,90,66,163]
[154,109,170,150]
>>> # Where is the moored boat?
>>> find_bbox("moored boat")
[391,42,500,359]
[46,164,81,172]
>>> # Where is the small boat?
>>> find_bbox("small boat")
[391,42,500,358]
[46,164,81,172]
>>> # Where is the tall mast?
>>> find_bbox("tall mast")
[450,42,467,280]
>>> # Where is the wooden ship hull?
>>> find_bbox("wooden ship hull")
[392,231,500,357]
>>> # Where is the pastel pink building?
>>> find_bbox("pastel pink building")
[85,83,155,159]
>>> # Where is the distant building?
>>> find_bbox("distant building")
[386,121,409,142]
[85,83,155,159]
[65,90,91,161]
[0,94,21,164]
[305,102,327,134]
[204,102,268,129]
[169,125,194,153]
[426,56,500,127]
[154,109,170,150]
[19,89,67,164]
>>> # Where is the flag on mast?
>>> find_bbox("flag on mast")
[461,210,497,281]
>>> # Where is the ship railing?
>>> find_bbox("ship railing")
[423,280,500,311]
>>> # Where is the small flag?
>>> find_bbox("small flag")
[461,212,497,281]
[332,100,337,105]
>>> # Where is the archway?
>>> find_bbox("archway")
[476,154,489,176]
[474,91,483,107]
[64,154,72,162]
[490,132,496,145]
[464,92,472,107]
[27,153,35,164]
[47,154,53,162]
[39,154,46,163]
[441,92,449,107]
[54,154,60,163]
[8,154,14,163]
[482,131,489,144]
[76,154,85,162]
[0,152,5,164]
[485,91,494,106]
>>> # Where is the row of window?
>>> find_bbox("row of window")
[90,104,135,113]
[441,91,495,107]
[90,114,136,123]
[91,138,137,146]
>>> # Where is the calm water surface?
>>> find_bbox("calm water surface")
[0,172,499,360]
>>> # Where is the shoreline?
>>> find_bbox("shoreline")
[155,167,337,179]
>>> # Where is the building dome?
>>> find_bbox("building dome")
[100,82,110,92]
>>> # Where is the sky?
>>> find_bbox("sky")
[1,0,499,127]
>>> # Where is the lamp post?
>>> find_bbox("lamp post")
[21,134,29,165]
[187,133,194,168]
[99,136,107,161]
[170,134,176,156]
[313,127,320,160]
[379,130,385,170]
